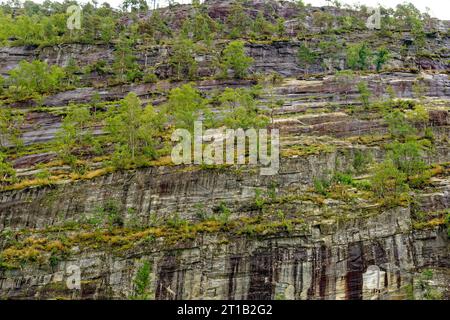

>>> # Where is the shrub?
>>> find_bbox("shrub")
[334,172,353,185]
[221,41,254,79]
[385,110,416,140]
[357,82,371,109]
[131,260,152,300]
[107,92,166,165]
[170,38,198,81]
[6,60,65,99]
[370,159,408,198]
[0,152,15,181]
[388,140,427,178]
[297,43,317,75]
[353,150,372,173]
[374,47,390,72]
[314,178,331,196]
[346,42,372,70]
[218,87,269,129]
[165,84,205,132]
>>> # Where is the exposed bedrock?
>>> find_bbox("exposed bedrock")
[0,208,447,300]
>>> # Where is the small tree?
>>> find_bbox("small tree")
[7,60,65,99]
[0,151,15,182]
[219,87,269,129]
[385,110,416,140]
[276,18,286,38]
[312,11,334,32]
[374,47,390,72]
[226,1,252,39]
[346,42,372,70]
[165,84,205,132]
[251,12,276,40]
[297,43,317,75]
[56,106,92,167]
[131,260,152,300]
[0,75,4,95]
[113,33,140,83]
[357,82,371,109]
[169,38,198,81]
[107,92,165,165]
[0,105,23,149]
[221,41,254,79]
[370,159,408,198]
[388,140,427,178]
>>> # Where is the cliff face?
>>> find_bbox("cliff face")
[1,153,449,300]
[0,0,449,300]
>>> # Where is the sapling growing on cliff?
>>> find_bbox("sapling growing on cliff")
[169,37,198,81]
[221,41,254,79]
[357,81,371,109]
[56,106,93,169]
[113,33,140,84]
[107,92,166,167]
[346,42,372,71]
[165,84,205,133]
[6,60,65,100]
[370,159,408,199]
[226,1,253,39]
[131,260,152,300]
[0,151,15,182]
[374,47,390,72]
[297,43,317,75]
[0,106,23,149]
[218,87,269,129]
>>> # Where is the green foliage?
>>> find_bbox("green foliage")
[218,87,269,129]
[385,110,416,140]
[226,1,252,39]
[113,33,140,83]
[131,260,152,300]
[181,3,218,44]
[0,75,4,95]
[107,92,165,166]
[64,58,81,87]
[333,172,353,185]
[346,42,372,71]
[6,60,65,100]
[276,18,286,38]
[312,11,334,32]
[394,3,425,49]
[297,43,317,74]
[216,202,232,224]
[0,151,15,181]
[371,105,433,199]
[0,106,23,148]
[142,68,158,84]
[56,106,93,166]
[353,150,372,173]
[374,47,390,72]
[406,104,429,126]
[165,84,205,132]
[221,41,254,79]
[139,10,172,44]
[169,38,198,81]
[87,200,123,229]
[370,159,408,198]
[0,2,118,46]
[251,12,277,40]
[314,178,331,196]
[357,82,371,109]
[387,140,428,182]
[253,189,266,211]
